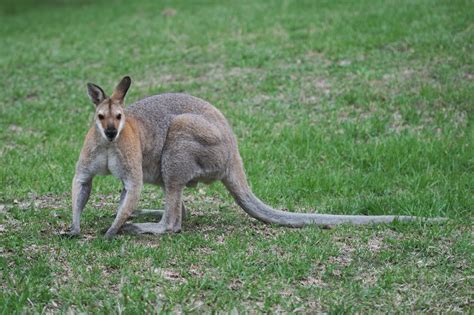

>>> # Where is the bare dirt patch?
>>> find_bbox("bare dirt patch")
[161,8,177,17]
[300,275,325,287]
[16,192,68,210]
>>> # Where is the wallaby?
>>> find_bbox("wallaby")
[69,76,440,239]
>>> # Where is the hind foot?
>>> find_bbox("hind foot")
[120,222,181,235]
[112,204,186,220]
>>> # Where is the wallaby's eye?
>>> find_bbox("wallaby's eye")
[116,113,122,120]
[98,114,105,120]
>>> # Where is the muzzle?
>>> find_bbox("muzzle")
[105,128,117,141]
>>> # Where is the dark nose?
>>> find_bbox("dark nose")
[105,128,117,141]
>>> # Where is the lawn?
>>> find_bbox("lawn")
[0,0,472,313]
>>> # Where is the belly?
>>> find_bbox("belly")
[89,154,110,176]
[142,160,162,185]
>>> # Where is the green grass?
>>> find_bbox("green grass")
[0,0,472,313]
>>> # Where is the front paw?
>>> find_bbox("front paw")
[60,227,80,238]
[104,228,118,240]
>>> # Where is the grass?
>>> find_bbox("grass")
[0,0,472,313]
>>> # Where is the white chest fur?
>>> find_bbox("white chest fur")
[88,148,109,175]
[107,149,124,179]
[87,145,124,179]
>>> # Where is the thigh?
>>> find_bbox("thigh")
[161,114,228,187]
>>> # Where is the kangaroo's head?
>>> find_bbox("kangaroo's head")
[86,76,131,142]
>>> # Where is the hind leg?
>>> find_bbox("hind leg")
[131,185,186,219]
[131,203,186,220]
[115,185,186,220]
[120,185,184,235]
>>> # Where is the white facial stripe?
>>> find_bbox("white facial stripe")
[96,119,108,141]
[115,114,125,140]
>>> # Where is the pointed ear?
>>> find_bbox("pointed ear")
[111,76,131,102]
[87,83,106,106]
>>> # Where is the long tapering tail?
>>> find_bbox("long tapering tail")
[222,158,442,226]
